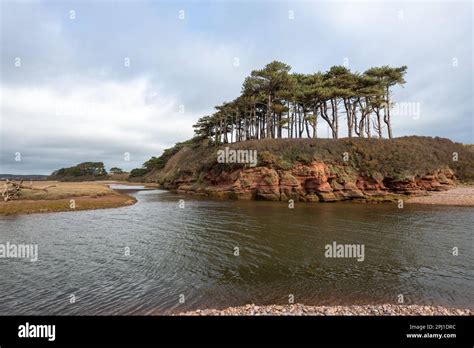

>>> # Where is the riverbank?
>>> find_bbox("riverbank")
[133,137,473,202]
[406,185,474,206]
[179,303,472,316]
[0,181,136,215]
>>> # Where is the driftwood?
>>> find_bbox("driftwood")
[2,180,57,202]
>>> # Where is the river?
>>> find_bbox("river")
[0,187,472,314]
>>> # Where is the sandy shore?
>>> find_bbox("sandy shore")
[179,303,471,316]
[406,185,474,206]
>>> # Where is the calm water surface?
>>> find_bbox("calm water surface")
[0,187,472,314]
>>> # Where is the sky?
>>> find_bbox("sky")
[0,0,472,174]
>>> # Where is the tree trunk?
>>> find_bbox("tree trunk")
[331,99,338,139]
[223,118,228,143]
[344,98,353,138]
[304,110,310,138]
[376,108,382,138]
[320,102,336,139]
[366,114,371,138]
[384,86,393,139]
[266,94,272,139]
[313,105,318,138]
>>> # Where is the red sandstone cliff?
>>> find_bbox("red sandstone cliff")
[172,161,456,202]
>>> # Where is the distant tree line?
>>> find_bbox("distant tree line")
[109,167,124,174]
[50,162,107,180]
[193,61,407,144]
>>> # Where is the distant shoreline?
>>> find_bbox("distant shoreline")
[178,303,472,316]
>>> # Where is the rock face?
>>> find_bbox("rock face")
[171,161,456,202]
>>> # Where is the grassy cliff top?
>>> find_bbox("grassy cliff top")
[133,136,474,184]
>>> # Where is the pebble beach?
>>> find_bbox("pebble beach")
[179,304,472,316]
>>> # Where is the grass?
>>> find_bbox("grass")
[0,181,136,215]
[138,136,474,185]
[10,181,112,200]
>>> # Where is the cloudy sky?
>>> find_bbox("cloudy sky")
[0,0,472,174]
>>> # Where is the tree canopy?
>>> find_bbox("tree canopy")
[193,61,407,144]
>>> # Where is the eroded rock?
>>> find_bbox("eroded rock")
[168,161,457,202]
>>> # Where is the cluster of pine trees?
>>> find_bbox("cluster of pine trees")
[49,162,107,180]
[193,61,407,143]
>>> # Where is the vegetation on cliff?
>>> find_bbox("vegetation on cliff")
[129,138,200,180]
[133,137,472,183]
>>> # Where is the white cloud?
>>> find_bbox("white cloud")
[0,76,197,173]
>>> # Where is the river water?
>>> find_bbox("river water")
[0,187,472,314]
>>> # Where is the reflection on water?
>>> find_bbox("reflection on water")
[0,189,472,315]
[108,184,146,190]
